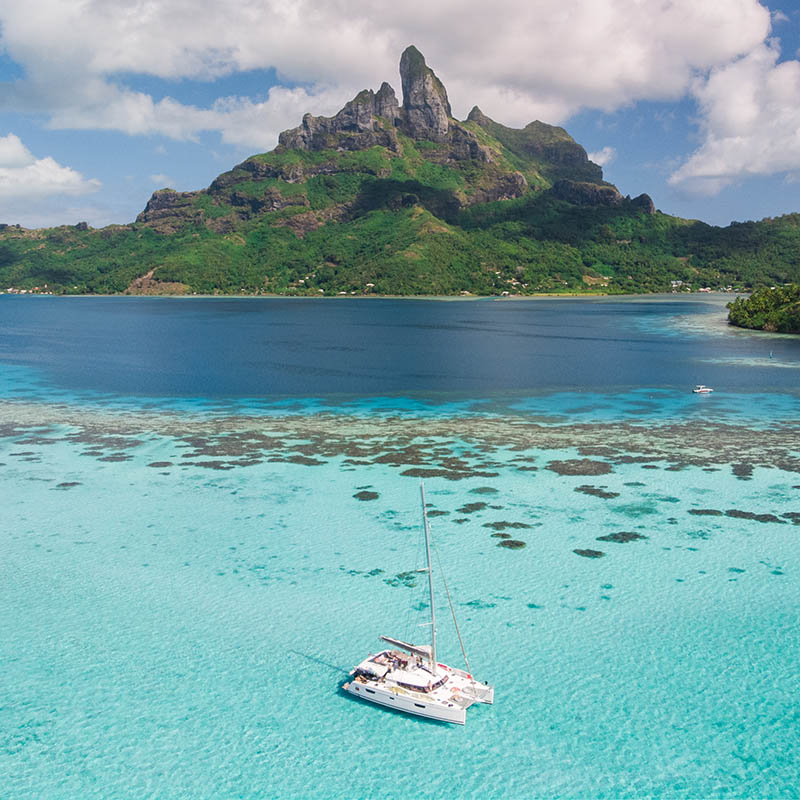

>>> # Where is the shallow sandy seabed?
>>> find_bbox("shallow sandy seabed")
[3,396,800,799]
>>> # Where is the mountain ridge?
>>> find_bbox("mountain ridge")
[133,46,639,243]
[1,46,798,296]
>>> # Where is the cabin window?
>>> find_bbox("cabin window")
[365,688,375,694]
[414,703,425,708]
[395,676,448,693]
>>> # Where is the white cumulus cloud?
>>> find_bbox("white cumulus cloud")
[588,146,616,167]
[149,173,173,186]
[42,83,356,153]
[670,41,800,194]
[0,132,34,167]
[0,133,101,225]
[0,133,100,199]
[0,0,774,144]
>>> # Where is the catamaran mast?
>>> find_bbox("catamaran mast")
[420,483,437,674]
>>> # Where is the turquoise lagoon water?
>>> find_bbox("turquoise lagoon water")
[1,295,799,798]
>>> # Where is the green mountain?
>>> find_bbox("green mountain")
[2,45,800,296]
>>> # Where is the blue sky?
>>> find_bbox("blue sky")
[0,0,799,229]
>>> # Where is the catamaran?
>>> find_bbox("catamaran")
[343,484,494,724]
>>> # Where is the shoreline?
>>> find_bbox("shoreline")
[0,290,746,302]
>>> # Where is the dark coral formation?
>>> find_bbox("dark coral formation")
[482,521,533,531]
[546,459,613,476]
[732,463,754,480]
[689,508,786,524]
[575,485,620,499]
[383,570,425,588]
[725,509,785,524]
[4,402,800,484]
[456,502,488,514]
[596,531,647,543]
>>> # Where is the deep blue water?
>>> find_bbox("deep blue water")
[1,295,798,400]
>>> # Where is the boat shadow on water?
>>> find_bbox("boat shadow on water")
[287,648,350,676]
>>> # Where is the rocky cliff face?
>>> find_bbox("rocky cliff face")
[135,45,630,236]
[467,107,603,185]
[136,189,203,233]
[551,180,622,207]
[551,179,655,213]
[631,193,656,214]
[399,45,451,141]
[278,83,401,153]
[277,46,491,164]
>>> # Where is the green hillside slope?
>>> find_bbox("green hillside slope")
[728,284,800,333]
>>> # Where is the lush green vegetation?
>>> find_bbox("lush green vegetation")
[727,284,800,333]
[0,226,186,294]
[2,126,800,297]
[463,115,601,187]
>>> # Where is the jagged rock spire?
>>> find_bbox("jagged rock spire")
[375,82,400,123]
[399,45,451,142]
[467,106,490,124]
[275,46,493,164]
[278,84,400,152]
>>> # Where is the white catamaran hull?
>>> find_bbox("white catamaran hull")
[343,679,469,724]
[343,651,494,725]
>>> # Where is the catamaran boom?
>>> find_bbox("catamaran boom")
[378,636,432,660]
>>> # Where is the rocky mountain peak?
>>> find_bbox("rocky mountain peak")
[467,106,490,125]
[276,46,481,158]
[399,45,451,142]
[277,85,400,153]
[375,82,400,122]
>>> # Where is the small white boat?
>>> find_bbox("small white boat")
[343,485,494,724]
[692,384,714,394]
